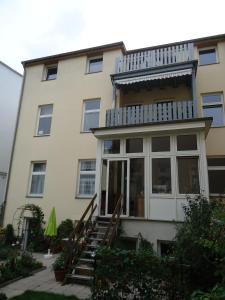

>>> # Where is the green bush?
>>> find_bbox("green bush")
[191,285,225,299]
[57,219,74,239]
[4,224,15,245]
[0,293,7,300]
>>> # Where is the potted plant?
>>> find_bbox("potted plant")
[52,252,67,282]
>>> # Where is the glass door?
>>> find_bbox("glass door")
[100,159,128,216]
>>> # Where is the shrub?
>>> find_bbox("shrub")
[191,285,225,299]
[52,252,67,271]
[57,219,74,239]
[4,224,15,245]
[0,293,7,300]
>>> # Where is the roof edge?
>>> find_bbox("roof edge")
[0,61,23,77]
[126,33,225,54]
[22,41,126,68]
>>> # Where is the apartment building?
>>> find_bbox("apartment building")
[0,62,22,214]
[3,34,225,251]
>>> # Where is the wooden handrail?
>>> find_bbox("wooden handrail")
[65,193,97,271]
[102,195,123,247]
[70,193,97,240]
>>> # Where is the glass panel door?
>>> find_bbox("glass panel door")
[129,158,144,217]
[107,160,127,215]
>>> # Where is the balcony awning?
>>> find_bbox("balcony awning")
[114,68,192,86]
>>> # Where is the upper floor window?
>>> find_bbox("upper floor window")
[45,65,57,80]
[29,162,46,196]
[202,94,224,127]
[82,99,100,132]
[199,48,217,65]
[87,57,103,73]
[37,105,53,136]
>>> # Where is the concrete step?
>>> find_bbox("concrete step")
[78,258,95,264]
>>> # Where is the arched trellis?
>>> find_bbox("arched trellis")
[12,204,45,249]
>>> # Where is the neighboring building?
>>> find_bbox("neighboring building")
[3,34,225,252]
[0,62,22,209]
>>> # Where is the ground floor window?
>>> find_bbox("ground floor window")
[152,158,171,194]
[78,160,96,197]
[29,162,46,196]
[208,158,225,194]
[177,157,200,194]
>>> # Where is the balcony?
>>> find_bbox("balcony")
[116,43,194,74]
[106,100,196,128]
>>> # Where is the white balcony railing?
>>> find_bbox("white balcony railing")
[106,100,196,127]
[116,43,194,73]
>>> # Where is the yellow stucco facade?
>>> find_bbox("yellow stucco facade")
[3,36,225,248]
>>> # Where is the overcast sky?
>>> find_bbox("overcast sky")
[1,0,224,74]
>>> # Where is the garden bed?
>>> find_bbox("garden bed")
[9,290,80,300]
[0,252,43,287]
[0,266,46,288]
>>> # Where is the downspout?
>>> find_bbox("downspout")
[2,68,26,226]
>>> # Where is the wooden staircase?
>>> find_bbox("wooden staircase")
[64,194,122,285]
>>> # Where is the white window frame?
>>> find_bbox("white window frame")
[82,99,100,133]
[202,93,224,127]
[77,160,96,198]
[28,162,46,197]
[43,64,58,81]
[208,159,225,196]
[36,104,53,136]
[86,56,103,74]
[198,46,218,66]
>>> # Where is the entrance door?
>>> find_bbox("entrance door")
[100,158,145,217]
[100,159,128,216]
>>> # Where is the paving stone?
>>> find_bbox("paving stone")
[0,252,91,299]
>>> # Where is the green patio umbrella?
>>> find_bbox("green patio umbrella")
[44,207,57,237]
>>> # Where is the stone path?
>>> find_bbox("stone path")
[0,253,91,299]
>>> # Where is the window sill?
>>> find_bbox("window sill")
[199,62,219,67]
[75,195,94,199]
[85,71,102,75]
[41,79,57,82]
[80,131,92,134]
[34,134,50,137]
[26,195,43,198]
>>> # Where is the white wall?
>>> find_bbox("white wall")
[0,62,22,204]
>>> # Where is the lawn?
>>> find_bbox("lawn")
[9,291,80,300]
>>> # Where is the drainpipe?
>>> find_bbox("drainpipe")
[2,69,26,226]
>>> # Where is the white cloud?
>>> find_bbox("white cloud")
[0,0,224,73]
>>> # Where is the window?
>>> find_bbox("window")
[104,140,120,154]
[37,105,53,136]
[177,157,200,194]
[29,162,46,196]
[152,158,171,194]
[208,158,225,194]
[202,94,224,127]
[126,138,143,153]
[177,135,197,151]
[199,48,217,65]
[87,57,103,73]
[82,99,100,132]
[45,65,57,80]
[152,136,170,152]
[158,241,174,257]
[78,160,96,197]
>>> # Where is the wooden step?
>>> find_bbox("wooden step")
[78,258,94,263]
[75,265,94,271]
[66,274,93,285]
[88,237,103,242]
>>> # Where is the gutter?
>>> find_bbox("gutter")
[2,69,26,226]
